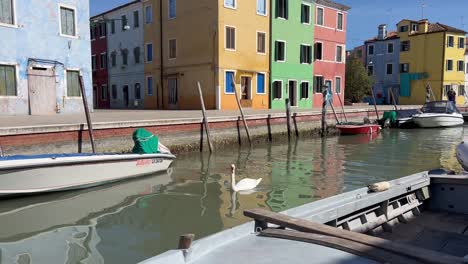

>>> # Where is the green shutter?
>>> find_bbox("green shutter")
[301,5,305,23]
[5,65,15,95]
[67,71,81,97]
[0,66,5,96]
[285,0,288,19]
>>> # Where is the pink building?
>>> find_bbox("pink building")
[313,0,350,107]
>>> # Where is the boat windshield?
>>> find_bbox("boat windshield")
[421,101,460,114]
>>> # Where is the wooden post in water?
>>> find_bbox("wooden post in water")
[337,94,348,123]
[231,78,252,146]
[79,75,96,153]
[329,102,340,124]
[370,87,380,120]
[285,98,292,140]
[197,82,213,153]
[389,88,398,111]
[178,234,195,250]
[321,90,328,137]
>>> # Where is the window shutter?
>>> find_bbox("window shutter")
[134,11,139,28]
[226,72,234,93]
[66,9,75,36]
[300,45,304,63]
[301,5,305,23]
[285,0,288,19]
[257,73,265,93]
[0,0,13,24]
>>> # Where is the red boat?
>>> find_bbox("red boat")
[335,124,381,135]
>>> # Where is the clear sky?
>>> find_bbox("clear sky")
[90,0,468,49]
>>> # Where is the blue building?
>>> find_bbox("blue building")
[365,24,400,105]
[0,0,92,115]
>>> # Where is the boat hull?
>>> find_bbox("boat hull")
[413,113,464,128]
[0,154,175,196]
[336,124,381,135]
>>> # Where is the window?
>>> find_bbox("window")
[335,77,341,94]
[111,20,115,34]
[225,26,236,50]
[91,55,97,71]
[399,25,409,32]
[90,26,96,40]
[169,0,176,19]
[257,73,265,94]
[459,85,465,96]
[275,41,285,62]
[316,7,323,26]
[145,5,152,24]
[447,60,453,71]
[111,52,117,67]
[368,45,374,55]
[448,36,454,47]
[0,64,16,96]
[301,4,310,24]
[121,15,127,31]
[135,83,141,100]
[60,6,76,36]
[457,60,464,72]
[300,82,309,99]
[112,84,117,99]
[169,39,177,59]
[386,64,393,75]
[146,43,153,62]
[134,11,139,28]
[411,23,418,32]
[466,63,468,74]
[224,0,236,9]
[313,76,324,93]
[277,0,288,19]
[101,85,108,101]
[459,37,465,49]
[147,76,153,95]
[99,23,106,37]
[387,43,394,53]
[272,81,282,99]
[0,0,14,25]
[225,71,235,93]
[300,45,312,64]
[100,53,107,69]
[337,13,343,30]
[122,49,128,65]
[66,70,80,97]
[400,63,409,73]
[314,42,322,60]
[401,41,410,51]
[168,78,178,104]
[257,0,266,15]
[367,65,374,76]
[134,47,141,64]
[336,45,343,62]
[257,32,266,54]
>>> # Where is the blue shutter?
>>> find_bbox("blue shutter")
[257,73,265,94]
[147,77,153,95]
[225,72,234,93]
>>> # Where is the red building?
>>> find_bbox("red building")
[90,16,109,109]
[313,0,350,107]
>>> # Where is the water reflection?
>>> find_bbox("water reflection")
[0,127,465,263]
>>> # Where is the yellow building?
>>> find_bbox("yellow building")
[397,19,466,105]
[145,0,270,110]
[143,0,161,109]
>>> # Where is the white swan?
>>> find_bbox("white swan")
[231,164,262,192]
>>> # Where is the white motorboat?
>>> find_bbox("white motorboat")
[0,152,175,197]
[412,101,464,128]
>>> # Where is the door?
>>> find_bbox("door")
[288,80,297,106]
[28,67,56,115]
[168,77,178,109]
[123,85,129,108]
[325,80,333,105]
[240,76,252,108]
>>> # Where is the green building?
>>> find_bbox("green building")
[270,0,315,109]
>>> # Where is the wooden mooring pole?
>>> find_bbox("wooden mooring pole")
[321,90,328,137]
[329,101,340,125]
[337,94,348,123]
[285,98,292,140]
[197,82,213,153]
[231,78,252,146]
[370,88,380,120]
[79,75,96,153]
[178,234,195,250]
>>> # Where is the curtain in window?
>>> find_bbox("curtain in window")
[61,7,75,36]
[257,0,266,14]
[169,0,176,18]
[67,71,81,97]
[224,0,235,7]
[0,0,14,24]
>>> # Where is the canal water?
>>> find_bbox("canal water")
[0,128,466,263]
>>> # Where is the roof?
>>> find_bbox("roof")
[365,31,399,43]
[315,0,351,11]
[91,0,141,19]
[397,19,466,35]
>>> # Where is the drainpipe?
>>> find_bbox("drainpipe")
[441,32,447,101]
[160,0,164,109]
[269,0,273,109]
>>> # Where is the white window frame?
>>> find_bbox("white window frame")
[275,40,287,62]
[314,41,323,61]
[224,0,237,10]
[334,76,342,94]
[256,31,267,55]
[256,0,267,16]
[225,25,237,51]
[146,42,153,63]
[446,59,453,71]
[314,75,324,94]
[0,62,19,98]
[145,5,153,24]
[459,37,465,49]
[224,69,236,95]
[168,0,176,19]
[101,84,108,101]
[447,35,455,48]
[64,68,81,98]
[58,4,78,39]
[300,43,312,64]
[100,52,107,69]
[387,42,394,54]
[336,12,344,31]
[0,0,17,28]
[99,23,106,39]
[300,81,310,99]
[272,79,283,99]
[301,3,311,25]
[316,7,324,26]
[367,44,375,56]
[335,44,344,63]
[169,38,177,59]
[457,60,464,72]
[386,63,393,75]
[256,72,267,95]
[146,75,154,96]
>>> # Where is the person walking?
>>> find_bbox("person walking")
[425,86,431,103]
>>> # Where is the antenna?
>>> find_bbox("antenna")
[421,2,427,19]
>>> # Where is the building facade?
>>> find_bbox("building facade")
[313,0,350,108]
[90,15,110,109]
[0,0,92,115]
[270,0,314,109]
[365,24,400,105]
[397,19,466,105]
[143,0,160,109]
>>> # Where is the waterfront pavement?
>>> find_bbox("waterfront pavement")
[0,105,421,129]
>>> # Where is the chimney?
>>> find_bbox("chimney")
[418,19,429,33]
[378,24,387,40]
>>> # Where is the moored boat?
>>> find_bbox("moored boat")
[413,101,464,128]
[336,123,381,135]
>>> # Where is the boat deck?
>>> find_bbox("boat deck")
[375,210,468,257]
